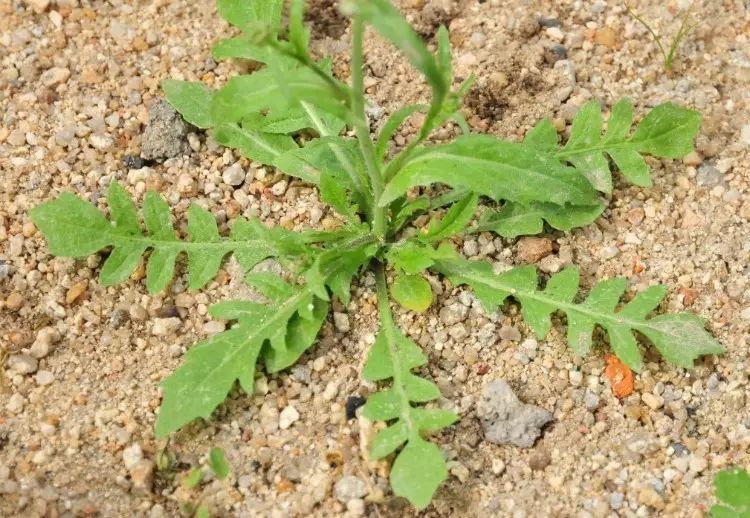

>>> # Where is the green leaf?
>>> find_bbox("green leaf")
[195,505,210,518]
[432,252,723,371]
[182,468,203,489]
[208,447,230,480]
[217,0,283,32]
[474,201,605,238]
[212,36,277,63]
[363,278,457,509]
[162,80,214,129]
[263,297,329,373]
[713,468,750,517]
[554,100,701,192]
[391,273,433,312]
[524,118,558,151]
[30,183,315,294]
[376,104,427,161]
[422,193,478,242]
[380,135,598,207]
[214,123,298,166]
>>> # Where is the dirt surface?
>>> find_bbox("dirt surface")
[2,0,750,517]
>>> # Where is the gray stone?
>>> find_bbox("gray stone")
[439,303,468,326]
[151,317,181,336]
[333,475,367,503]
[0,261,10,280]
[584,390,600,411]
[140,100,189,160]
[476,380,552,448]
[696,164,723,187]
[222,163,245,186]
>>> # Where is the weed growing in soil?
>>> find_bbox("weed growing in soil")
[626,3,697,72]
[712,468,750,517]
[30,0,723,509]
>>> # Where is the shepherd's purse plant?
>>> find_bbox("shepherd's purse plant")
[30,0,723,509]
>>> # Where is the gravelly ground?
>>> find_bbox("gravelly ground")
[1,0,749,517]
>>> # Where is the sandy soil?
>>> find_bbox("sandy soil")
[1,0,749,517]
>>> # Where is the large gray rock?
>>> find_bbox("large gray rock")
[477,380,552,448]
[140,100,189,160]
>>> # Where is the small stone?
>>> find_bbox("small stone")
[151,317,181,336]
[141,100,189,160]
[569,370,583,386]
[129,304,147,321]
[30,327,60,359]
[41,66,70,86]
[584,390,600,411]
[638,487,664,510]
[682,151,702,166]
[176,174,197,196]
[642,393,664,410]
[439,303,468,325]
[26,0,50,14]
[333,475,367,503]
[8,354,38,374]
[528,448,551,470]
[65,281,88,305]
[345,396,366,420]
[222,163,245,186]
[594,27,617,47]
[35,370,54,386]
[491,458,506,475]
[5,292,24,311]
[688,455,708,473]
[627,207,645,225]
[123,444,143,470]
[279,405,300,430]
[130,460,154,494]
[89,134,114,150]
[696,164,723,187]
[741,125,750,147]
[599,246,620,259]
[499,325,521,342]
[333,312,350,332]
[346,498,365,516]
[6,393,25,413]
[476,380,553,448]
[271,180,288,196]
[517,237,553,263]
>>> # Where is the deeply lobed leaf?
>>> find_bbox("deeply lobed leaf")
[432,250,723,371]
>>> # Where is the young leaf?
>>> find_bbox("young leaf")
[432,252,723,371]
[182,468,203,489]
[208,447,230,480]
[380,135,599,207]
[712,468,750,518]
[162,80,214,129]
[364,268,457,508]
[214,123,298,166]
[421,193,478,242]
[375,104,427,161]
[30,183,314,294]
[554,99,701,192]
[391,273,433,312]
[474,201,605,238]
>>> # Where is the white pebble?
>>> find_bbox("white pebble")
[279,405,300,430]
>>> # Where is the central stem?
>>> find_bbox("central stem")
[350,17,387,239]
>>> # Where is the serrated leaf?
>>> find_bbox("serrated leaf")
[208,447,230,480]
[363,280,457,509]
[475,201,604,238]
[391,273,432,312]
[217,0,283,32]
[30,184,316,294]
[713,468,750,517]
[380,135,598,207]
[162,80,214,129]
[524,118,558,151]
[553,99,701,192]
[432,254,723,371]
[263,297,329,373]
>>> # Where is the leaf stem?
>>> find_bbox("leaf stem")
[350,17,387,239]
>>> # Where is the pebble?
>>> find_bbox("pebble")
[346,498,365,516]
[5,292,24,311]
[8,354,38,374]
[6,393,25,413]
[476,380,553,448]
[528,448,552,470]
[279,405,300,430]
[333,312,350,332]
[642,393,664,410]
[151,317,181,336]
[740,124,750,146]
[90,134,114,151]
[35,370,55,386]
[695,164,723,187]
[688,455,708,473]
[130,460,155,494]
[26,0,49,14]
[0,261,10,280]
[40,66,70,86]
[584,390,600,411]
[271,180,288,196]
[222,163,245,186]
[516,237,553,263]
[333,475,367,503]
[499,325,521,342]
[599,246,620,259]
[122,443,144,470]
[439,303,468,325]
[345,395,366,420]
[65,281,88,305]
[140,100,189,160]
[569,370,583,386]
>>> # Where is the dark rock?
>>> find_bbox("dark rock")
[140,100,189,160]
[122,154,146,169]
[539,17,562,27]
[345,395,366,420]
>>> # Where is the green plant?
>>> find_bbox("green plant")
[30,0,723,509]
[626,3,697,72]
[712,468,750,517]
